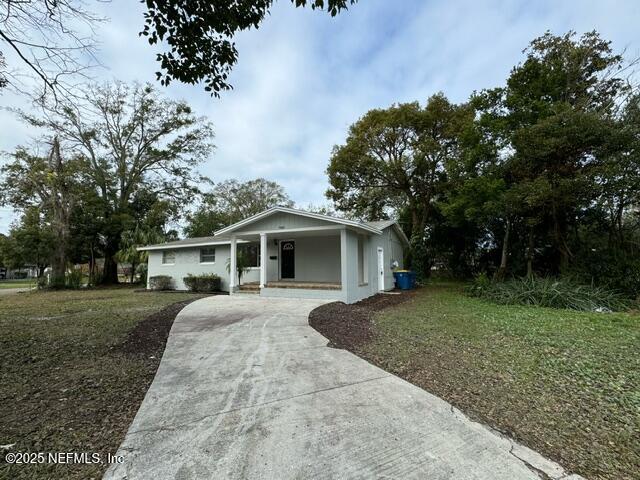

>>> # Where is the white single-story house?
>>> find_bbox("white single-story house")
[139,207,409,304]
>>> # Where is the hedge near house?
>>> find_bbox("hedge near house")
[149,275,174,291]
[183,274,221,293]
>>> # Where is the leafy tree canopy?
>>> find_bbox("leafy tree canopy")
[185,178,294,237]
[5,82,214,283]
[141,0,356,95]
[326,94,475,238]
[327,31,640,292]
[0,208,55,274]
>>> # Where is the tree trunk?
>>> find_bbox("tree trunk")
[102,252,119,284]
[100,229,122,285]
[410,207,421,240]
[526,226,535,278]
[558,242,570,274]
[50,243,67,288]
[551,202,571,274]
[495,218,511,281]
[88,248,95,286]
[130,260,136,284]
[616,202,625,247]
[48,137,72,288]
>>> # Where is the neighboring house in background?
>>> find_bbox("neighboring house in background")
[138,207,409,304]
[1,265,39,279]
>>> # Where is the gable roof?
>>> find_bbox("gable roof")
[364,220,396,230]
[365,220,411,246]
[137,207,409,251]
[214,206,383,236]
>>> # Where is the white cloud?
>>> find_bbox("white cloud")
[1,0,639,233]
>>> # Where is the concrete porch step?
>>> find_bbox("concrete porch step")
[238,283,260,293]
[265,281,341,291]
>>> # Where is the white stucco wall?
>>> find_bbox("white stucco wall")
[145,221,406,302]
[340,226,407,304]
[386,227,406,271]
[147,245,259,291]
[281,236,340,282]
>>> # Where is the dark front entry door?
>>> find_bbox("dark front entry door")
[280,240,295,279]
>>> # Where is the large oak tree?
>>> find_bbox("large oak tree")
[326,94,474,240]
[14,82,214,283]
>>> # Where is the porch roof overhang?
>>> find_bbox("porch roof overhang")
[214,207,383,237]
[137,239,249,252]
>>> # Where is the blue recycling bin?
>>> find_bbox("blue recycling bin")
[393,270,416,290]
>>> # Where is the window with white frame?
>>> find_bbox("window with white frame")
[162,250,176,264]
[200,247,216,263]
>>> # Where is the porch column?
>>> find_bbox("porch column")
[259,232,267,288]
[229,235,237,292]
[340,228,348,292]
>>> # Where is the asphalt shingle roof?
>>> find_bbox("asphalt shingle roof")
[139,209,404,251]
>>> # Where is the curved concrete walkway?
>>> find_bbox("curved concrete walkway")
[105,295,582,480]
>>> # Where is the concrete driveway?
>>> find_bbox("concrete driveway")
[105,295,582,480]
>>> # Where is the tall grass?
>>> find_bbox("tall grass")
[467,275,632,312]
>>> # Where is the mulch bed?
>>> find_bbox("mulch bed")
[116,298,197,356]
[133,289,228,294]
[0,295,203,480]
[309,290,416,350]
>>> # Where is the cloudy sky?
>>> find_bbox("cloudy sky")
[1,0,639,233]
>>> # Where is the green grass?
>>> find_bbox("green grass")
[0,278,36,289]
[0,287,202,480]
[363,283,640,480]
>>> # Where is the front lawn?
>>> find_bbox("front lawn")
[0,287,204,480]
[311,283,640,480]
[0,278,36,289]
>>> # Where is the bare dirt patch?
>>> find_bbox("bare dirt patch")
[0,289,204,480]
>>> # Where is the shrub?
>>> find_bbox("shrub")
[183,273,221,293]
[409,234,432,283]
[65,269,84,289]
[467,272,491,295]
[467,276,632,312]
[88,269,102,287]
[136,263,148,285]
[568,248,640,300]
[149,275,174,291]
[37,276,48,290]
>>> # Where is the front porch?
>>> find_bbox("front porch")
[215,207,385,303]
[228,226,348,301]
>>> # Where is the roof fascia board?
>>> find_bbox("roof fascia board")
[214,207,382,235]
[137,240,248,252]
